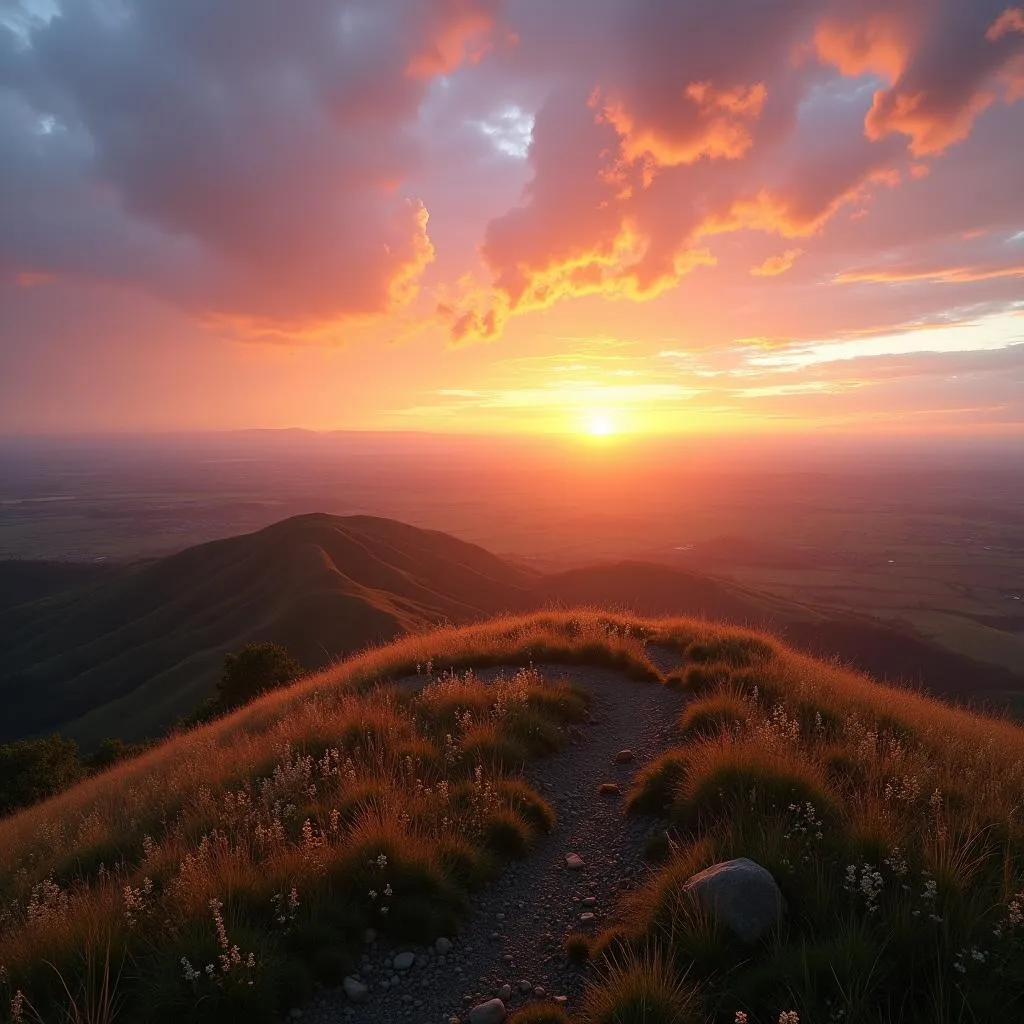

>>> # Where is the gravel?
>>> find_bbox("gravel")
[301,650,687,1024]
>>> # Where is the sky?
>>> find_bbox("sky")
[1,0,1023,437]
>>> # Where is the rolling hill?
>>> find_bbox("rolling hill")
[2,513,1022,746]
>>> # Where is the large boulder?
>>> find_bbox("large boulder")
[683,857,785,943]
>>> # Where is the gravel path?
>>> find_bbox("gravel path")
[301,649,687,1024]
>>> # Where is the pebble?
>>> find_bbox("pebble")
[517,980,532,993]
[342,976,369,1004]
[393,952,415,971]
[467,997,506,1024]
[435,937,453,955]
[499,984,512,1001]
[565,853,585,870]
[615,748,635,763]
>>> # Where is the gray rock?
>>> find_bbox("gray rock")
[517,980,532,993]
[565,853,585,870]
[683,857,785,943]
[499,984,512,1001]
[614,749,635,763]
[343,976,369,1003]
[468,998,506,1024]
[435,937,452,955]
[393,951,415,971]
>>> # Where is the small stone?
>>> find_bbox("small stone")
[582,896,597,907]
[614,749,634,764]
[599,782,620,795]
[290,1010,303,1020]
[518,980,532,993]
[554,995,568,1005]
[534,986,546,998]
[499,984,512,1001]
[415,954,429,969]
[565,853,585,870]
[580,912,596,925]
[393,952,415,971]
[343,976,369,1004]
[468,997,506,1024]
[435,937,453,955]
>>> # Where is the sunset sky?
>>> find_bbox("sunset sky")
[1,0,1023,436]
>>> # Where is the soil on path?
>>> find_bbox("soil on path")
[305,649,687,1024]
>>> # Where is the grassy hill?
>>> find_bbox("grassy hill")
[0,515,534,745]
[1,611,1023,1023]
[3,516,1023,747]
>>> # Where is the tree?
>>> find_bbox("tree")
[0,734,82,817]
[216,642,302,710]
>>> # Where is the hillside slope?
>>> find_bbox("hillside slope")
[0,514,534,744]
[3,517,1023,746]
[2,612,1023,1024]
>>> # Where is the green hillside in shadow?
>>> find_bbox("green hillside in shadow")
[3,515,1022,746]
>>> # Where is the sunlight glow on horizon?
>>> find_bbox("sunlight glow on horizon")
[585,409,618,437]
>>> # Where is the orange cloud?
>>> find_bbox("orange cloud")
[865,87,996,156]
[599,81,767,168]
[834,263,1024,285]
[442,226,717,344]
[987,7,1024,41]
[405,4,496,78]
[751,248,804,277]
[814,15,910,81]
[703,165,900,240]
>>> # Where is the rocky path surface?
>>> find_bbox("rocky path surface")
[303,649,687,1024]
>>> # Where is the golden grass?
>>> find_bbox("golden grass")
[6,609,1024,1023]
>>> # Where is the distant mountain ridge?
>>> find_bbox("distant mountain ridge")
[2,513,1021,745]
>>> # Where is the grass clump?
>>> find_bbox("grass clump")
[626,751,689,816]
[581,953,701,1024]
[565,930,593,963]
[678,694,747,738]
[509,1006,571,1024]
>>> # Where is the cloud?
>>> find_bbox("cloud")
[0,0,500,339]
[1,0,1022,358]
[751,249,805,277]
[834,262,1024,284]
[812,0,1024,156]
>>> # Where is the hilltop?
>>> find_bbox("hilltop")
[2,514,1022,745]
[1,610,1023,1024]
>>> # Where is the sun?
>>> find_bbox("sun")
[585,410,617,437]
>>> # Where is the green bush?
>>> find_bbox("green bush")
[0,733,82,816]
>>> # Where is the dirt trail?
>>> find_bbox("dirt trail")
[308,648,687,1024]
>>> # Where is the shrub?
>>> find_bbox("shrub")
[0,734,82,816]
[216,642,302,709]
